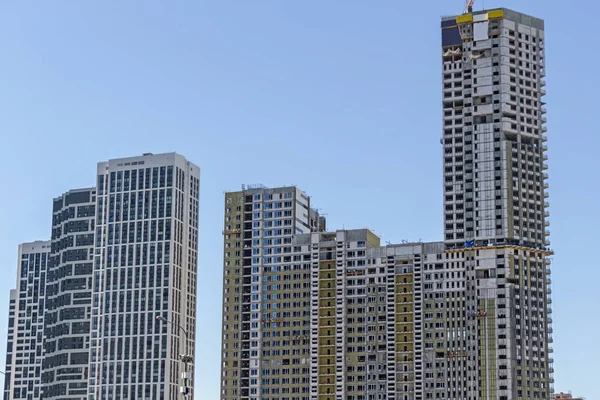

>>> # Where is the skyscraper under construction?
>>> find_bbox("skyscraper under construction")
[220,6,553,400]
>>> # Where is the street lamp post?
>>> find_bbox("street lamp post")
[156,315,193,399]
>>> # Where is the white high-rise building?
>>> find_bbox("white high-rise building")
[3,241,51,400]
[88,153,200,400]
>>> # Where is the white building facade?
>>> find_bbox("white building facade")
[88,153,200,400]
[3,241,51,400]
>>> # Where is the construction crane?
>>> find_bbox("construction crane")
[464,0,475,14]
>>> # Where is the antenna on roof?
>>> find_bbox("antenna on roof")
[464,0,475,14]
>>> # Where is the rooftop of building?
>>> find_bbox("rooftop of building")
[19,240,51,251]
[441,7,544,29]
[225,184,300,194]
[554,393,585,400]
[98,152,200,172]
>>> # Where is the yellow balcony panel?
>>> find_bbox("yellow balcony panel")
[318,326,335,334]
[318,357,337,366]
[318,319,335,325]
[317,385,336,391]
[318,301,335,308]
[318,340,336,347]
[318,309,335,316]
[317,337,335,344]
[319,271,335,279]
[318,348,337,356]
[318,376,336,385]
[319,261,335,270]
[396,343,415,352]
[317,366,336,376]
[318,289,335,297]
[318,320,335,327]
[318,281,335,289]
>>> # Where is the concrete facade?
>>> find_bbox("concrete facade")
[41,188,96,399]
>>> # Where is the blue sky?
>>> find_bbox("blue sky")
[0,1,597,398]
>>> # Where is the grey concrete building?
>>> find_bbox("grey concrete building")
[441,7,553,399]
[41,188,96,399]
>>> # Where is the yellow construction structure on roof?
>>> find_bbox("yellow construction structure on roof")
[456,10,505,25]
[456,14,473,24]
[487,10,504,19]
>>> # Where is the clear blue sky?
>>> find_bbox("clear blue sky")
[0,1,597,398]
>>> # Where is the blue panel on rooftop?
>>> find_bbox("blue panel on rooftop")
[442,26,461,47]
[441,19,457,28]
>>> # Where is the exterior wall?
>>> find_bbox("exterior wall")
[5,241,51,400]
[42,188,96,399]
[88,153,200,400]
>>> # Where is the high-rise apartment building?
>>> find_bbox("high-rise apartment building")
[2,152,200,400]
[88,153,200,400]
[440,7,553,399]
[42,188,96,399]
[220,185,324,400]
[220,7,553,400]
[3,241,50,400]
[441,7,548,247]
